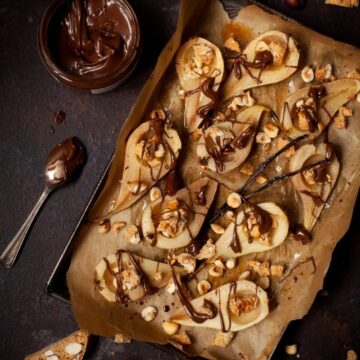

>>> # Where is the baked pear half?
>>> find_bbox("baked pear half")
[289,143,340,231]
[215,202,289,260]
[142,177,218,249]
[196,105,267,173]
[281,79,360,139]
[171,280,269,331]
[94,251,185,303]
[176,37,224,133]
[222,30,300,98]
[114,119,181,212]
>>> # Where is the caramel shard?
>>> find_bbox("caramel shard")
[114,333,131,344]
[224,36,241,52]
[171,331,192,345]
[211,331,235,347]
[25,330,89,360]
[325,0,359,7]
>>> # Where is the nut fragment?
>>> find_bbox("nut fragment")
[226,258,236,270]
[171,331,192,345]
[112,221,127,233]
[263,123,279,138]
[257,276,270,289]
[228,91,256,110]
[141,306,158,322]
[211,331,235,347]
[215,259,225,269]
[191,128,203,141]
[197,279,212,295]
[64,343,82,356]
[247,260,271,277]
[208,264,224,277]
[177,253,196,273]
[315,63,334,82]
[166,278,176,294]
[210,223,225,235]
[256,174,267,184]
[226,210,236,222]
[256,131,271,144]
[227,192,242,208]
[285,344,298,355]
[196,240,216,260]
[240,162,254,176]
[124,225,141,244]
[301,65,315,83]
[325,0,359,7]
[150,187,162,201]
[229,295,257,316]
[98,219,111,234]
[224,36,241,52]
[347,349,358,360]
[114,333,131,344]
[162,321,180,336]
[121,268,141,290]
[270,264,284,277]
[153,272,162,282]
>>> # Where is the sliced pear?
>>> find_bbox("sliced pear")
[215,202,289,260]
[142,177,218,249]
[170,280,269,331]
[114,120,181,212]
[222,31,300,98]
[197,105,267,173]
[289,143,340,230]
[176,37,224,133]
[281,79,360,139]
[94,251,185,303]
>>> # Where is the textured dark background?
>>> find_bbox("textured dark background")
[0,0,359,359]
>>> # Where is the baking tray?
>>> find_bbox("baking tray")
[46,0,302,357]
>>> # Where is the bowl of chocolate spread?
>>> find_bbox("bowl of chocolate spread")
[38,0,141,94]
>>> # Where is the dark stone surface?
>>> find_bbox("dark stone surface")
[0,0,359,359]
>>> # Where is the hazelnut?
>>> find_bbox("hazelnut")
[150,187,162,202]
[208,264,224,277]
[334,115,347,129]
[256,131,271,144]
[214,259,226,269]
[166,278,176,294]
[210,223,225,235]
[224,36,241,52]
[227,192,242,209]
[347,350,358,360]
[162,321,180,335]
[177,253,196,273]
[211,331,235,347]
[339,106,353,117]
[124,225,141,244]
[197,279,211,295]
[263,123,279,138]
[257,276,270,289]
[285,344,298,355]
[256,174,267,184]
[226,210,236,222]
[112,221,127,233]
[98,219,111,234]
[114,333,131,344]
[238,270,251,280]
[196,240,216,260]
[153,272,162,282]
[240,162,254,176]
[141,306,158,322]
[270,264,284,277]
[191,128,203,141]
[226,258,236,270]
[301,66,314,83]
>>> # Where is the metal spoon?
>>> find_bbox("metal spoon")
[0,137,86,269]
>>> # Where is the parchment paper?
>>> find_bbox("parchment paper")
[67,1,360,359]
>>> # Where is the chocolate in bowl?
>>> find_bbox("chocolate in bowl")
[38,0,141,94]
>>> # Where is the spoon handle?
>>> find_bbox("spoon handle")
[0,187,51,269]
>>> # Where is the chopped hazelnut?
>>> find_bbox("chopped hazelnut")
[229,295,257,316]
[347,349,358,360]
[193,43,215,65]
[285,344,298,355]
[153,272,162,282]
[177,253,196,273]
[247,260,271,277]
[121,268,141,290]
[196,240,216,260]
[166,278,176,294]
[211,223,225,235]
[226,258,236,270]
[263,123,279,138]
[197,279,211,295]
[112,221,127,233]
[141,306,157,322]
[98,219,111,234]
[162,321,180,336]
[227,192,242,208]
[301,66,315,83]
[256,174,267,184]
[334,115,347,129]
[211,331,235,347]
[224,36,240,52]
[114,333,131,344]
[171,331,192,345]
[228,91,256,110]
[124,225,141,244]
[150,187,162,202]
[240,162,254,176]
[226,210,236,222]
[270,264,284,277]
[339,106,353,117]
[256,131,271,144]
[214,259,226,269]
[208,264,224,277]
[315,64,334,82]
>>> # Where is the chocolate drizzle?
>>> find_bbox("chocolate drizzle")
[172,271,217,323]
[230,220,241,253]
[279,257,316,283]
[293,224,312,244]
[194,185,208,206]
[233,125,255,149]
[218,282,237,332]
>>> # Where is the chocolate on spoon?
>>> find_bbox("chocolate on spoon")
[0,137,86,269]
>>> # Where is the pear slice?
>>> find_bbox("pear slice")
[197,105,267,173]
[94,251,185,303]
[281,79,360,139]
[222,31,300,98]
[170,280,269,331]
[114,120,182,212]
[215,202,289,260]
[176,37,225,133]
[289,143,340,231]
[142,177,218,249]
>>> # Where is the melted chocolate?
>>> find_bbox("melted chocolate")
[172,271,217,323]
[194,185,208,206]
[46,137,86,185]
[163,305,170,312]
[245,203,273,238]
[164,168,178,196]
[54,0,133,78]
[293,224,312,244]
[234,126,255,149]
[230,220,241,253]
